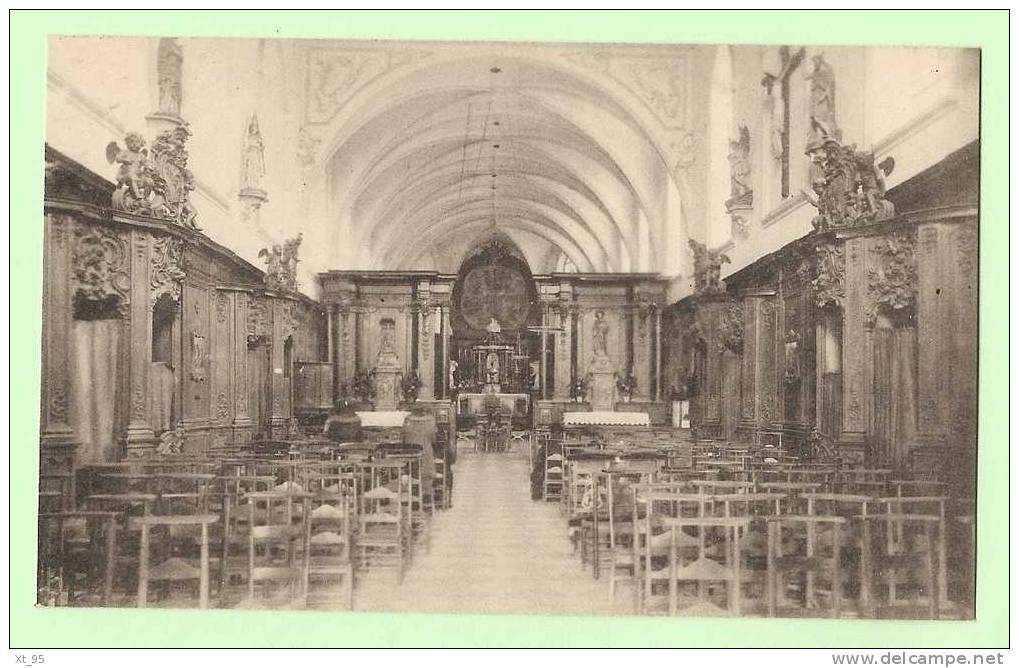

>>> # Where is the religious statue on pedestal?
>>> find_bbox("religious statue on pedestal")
[156,38,183,119]
[241,114,266,194]
[725,124,753,213]
[592,310,610,360]
[805,53,842,148]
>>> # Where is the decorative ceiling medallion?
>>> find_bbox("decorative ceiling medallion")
[564,50,692,130]
[305,48,428,125]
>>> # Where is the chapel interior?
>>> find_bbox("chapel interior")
[38,37,980,619]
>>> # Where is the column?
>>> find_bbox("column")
[125,229,156,456]
[232,291,252,436]
[654,310,662,401]
[326,305,336,404]
[841,236,868,443]
[40,213,75,449]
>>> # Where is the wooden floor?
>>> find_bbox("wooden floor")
[354,448,634,616]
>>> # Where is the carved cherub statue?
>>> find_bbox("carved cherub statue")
[106,132,150,204]
[259,244,283,285]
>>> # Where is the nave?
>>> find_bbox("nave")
[355,449,625,616]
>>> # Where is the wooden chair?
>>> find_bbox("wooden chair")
[542,450,565,502]
[216,473,277,603]
[242,491,309,607]
[303,490,355,610]
[636,489,712,614]
[873,496,949,610]
[132,513,218,609]
[37,511,119,606]
[766,515,847,617]
[604,467,653,602]
[859,513,941,619]
[653,516,751,616]
[355,464,409,583]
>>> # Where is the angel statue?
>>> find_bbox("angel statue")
[106,132,152,212]
[258,244,284,287]
[281,233,303,287]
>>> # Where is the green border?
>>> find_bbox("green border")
[10,10,1008,648]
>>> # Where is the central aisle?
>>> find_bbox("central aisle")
[355,449,633,616]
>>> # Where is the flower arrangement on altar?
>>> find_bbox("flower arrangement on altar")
[401,370,422,402]
[615,372,637,403]
[569,374,590,402]
[351,370,375,403]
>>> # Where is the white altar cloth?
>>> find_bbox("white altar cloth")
[562,411,650,427]
[356,411,409,428]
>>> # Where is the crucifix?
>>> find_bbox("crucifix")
[761,46,806,198]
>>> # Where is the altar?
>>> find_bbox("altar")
[457,393,530,418]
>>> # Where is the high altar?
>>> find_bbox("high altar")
[317,238,669,427]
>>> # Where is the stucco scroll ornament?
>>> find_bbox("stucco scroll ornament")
[688,240,730,296]
[865,232,917,327]
[150,235,186,308]
[811,242,845,309]
[72,223,131,318]
[716,301,745,355]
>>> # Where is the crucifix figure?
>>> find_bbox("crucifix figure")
[761,46,806,198]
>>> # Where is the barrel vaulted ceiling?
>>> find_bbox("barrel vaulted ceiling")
[296,41,711,277]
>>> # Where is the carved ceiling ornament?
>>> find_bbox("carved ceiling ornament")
[688,240,731,296]
[106,124,200,229]
[150,235,186,308]
[71,222,131,319]
[865,231,918,327]
[811,241,846,309]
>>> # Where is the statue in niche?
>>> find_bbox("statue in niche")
[486,352,500,384]
[805,54,841,147]
[592,310,610,360]
[725,124,753,212]
[688,240,731,296]
[375,318,400,368]
[241,114,266,193]
[156,38,183,118]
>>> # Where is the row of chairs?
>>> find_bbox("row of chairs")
[543,437,973,620]
[37,441,449,610]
